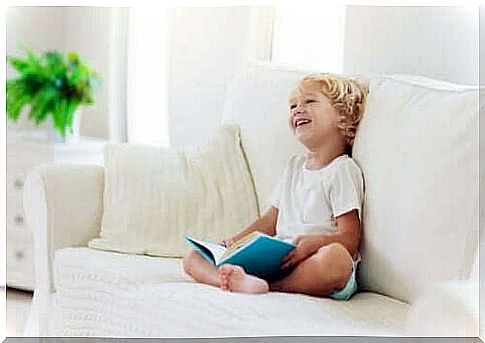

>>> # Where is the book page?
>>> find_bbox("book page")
[221,231,263,260]
[186,236,228,265]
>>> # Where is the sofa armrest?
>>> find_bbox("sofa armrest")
[23,164,105,292]
[404,279,479,337]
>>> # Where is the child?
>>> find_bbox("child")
[183,73,368,300]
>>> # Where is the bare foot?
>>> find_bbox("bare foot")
[218,264,269,294]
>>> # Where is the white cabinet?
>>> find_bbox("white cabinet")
[6,130,106,291]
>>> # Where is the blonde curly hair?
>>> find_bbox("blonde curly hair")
[297,73,369,152]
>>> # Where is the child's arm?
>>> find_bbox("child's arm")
[281,210,361,269]
[222,206,278,247]
[333,209,361,256]
[310,209,361,256]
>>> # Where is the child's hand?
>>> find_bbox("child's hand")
[280,234,319,269]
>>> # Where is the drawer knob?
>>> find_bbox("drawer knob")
[14,179,24,189]
[15,250,24,260]
[14,215,24,225]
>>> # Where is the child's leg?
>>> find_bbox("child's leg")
[218,242,353,297]
[269,242,353,297]
[182,249,221,287]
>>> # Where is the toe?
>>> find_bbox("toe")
[232,266,245,278]
[219,264,234,276]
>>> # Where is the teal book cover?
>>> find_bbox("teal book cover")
[183,232,296,280]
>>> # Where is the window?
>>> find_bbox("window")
[270,5,346,73]
[121,6,345,146]
[126,7,170,147]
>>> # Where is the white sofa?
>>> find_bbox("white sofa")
[23,64,480,338]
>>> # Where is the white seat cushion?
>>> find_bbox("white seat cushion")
[52,279,410,337]
[52,247,409,337]
[53,247,193,294]
[131,283,409,337]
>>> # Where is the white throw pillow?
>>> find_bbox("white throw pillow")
[88,124,259,257]
[352,75,480,304]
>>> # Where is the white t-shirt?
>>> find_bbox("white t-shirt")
[269,153,364,248]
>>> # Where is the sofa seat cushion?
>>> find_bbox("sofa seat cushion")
[52,281,410,337]
[54,248,193,293]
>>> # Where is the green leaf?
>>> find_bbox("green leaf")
[29,87,57,124]
[5,47,99,132]
[7,56,30,73]
[51,97,64,136]
[64,100,79,131]
[6,81,32,121]
[67,52,80,65]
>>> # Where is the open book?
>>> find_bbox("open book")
[183,231,296,280]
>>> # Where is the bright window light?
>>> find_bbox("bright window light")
[126,7,170,147]
[271,5,346,73]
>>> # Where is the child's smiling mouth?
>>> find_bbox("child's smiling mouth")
[295,117,312,131]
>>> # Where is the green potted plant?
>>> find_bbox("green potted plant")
[6,48,100,141]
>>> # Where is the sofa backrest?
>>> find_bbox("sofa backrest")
[221,63,479,304]
[352,75,479,303]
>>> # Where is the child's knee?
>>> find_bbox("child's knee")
[315,244,352,275]
[316,243,349,261]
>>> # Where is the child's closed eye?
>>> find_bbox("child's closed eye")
[289,100,316,109]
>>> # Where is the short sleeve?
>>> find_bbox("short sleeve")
[266,156,296,210]
[328,160,364,220]
[268,179,283,209]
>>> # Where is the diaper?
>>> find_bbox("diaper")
[329,252,361,301]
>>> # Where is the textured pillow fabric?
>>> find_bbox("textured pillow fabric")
[352,76,479,304]
[88,124,259,257]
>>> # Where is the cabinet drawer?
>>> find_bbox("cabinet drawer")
[7,227,33,245]
[7,191,23,213]
[6,172,26,196]
[7,141,53,169]
[6,240,36,290]
[6,198,29,235]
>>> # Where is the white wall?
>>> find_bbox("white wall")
[63,7,114,139]
[169,5,480,147]
[7,6,480,146]
[7,6,255,144]
[7,7,114,139]
[343,6,479,85]
[7,7,66,70]
[6,7,66,130]
[167,7,253,147]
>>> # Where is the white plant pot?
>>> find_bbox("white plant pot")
[46,109,82,144]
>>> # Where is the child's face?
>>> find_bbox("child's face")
[288,81,344,149]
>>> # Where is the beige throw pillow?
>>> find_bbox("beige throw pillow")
[88,124,259,257]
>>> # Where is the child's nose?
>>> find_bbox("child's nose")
[292,104,305,114]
